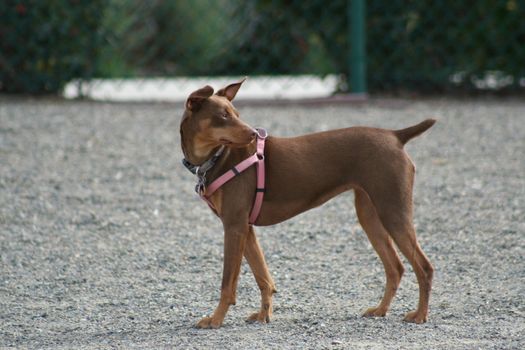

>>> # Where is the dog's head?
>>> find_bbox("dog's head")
[180,78,257,162]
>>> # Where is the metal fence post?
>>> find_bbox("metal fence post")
[349,0,367,95]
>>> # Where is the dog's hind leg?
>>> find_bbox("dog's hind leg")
[367,171,434,323]
[355,188,405,317]
[386,221,433,323]
[244,226,277,323]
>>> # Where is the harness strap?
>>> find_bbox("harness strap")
[249,130,267,224]
[201,129,267,225]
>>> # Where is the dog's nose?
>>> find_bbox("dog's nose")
[251,130,257,138]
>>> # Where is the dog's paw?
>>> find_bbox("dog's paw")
[403,310,427,324]
[362,306,388,317]
[196,316,223,329]
[246,310,271,324]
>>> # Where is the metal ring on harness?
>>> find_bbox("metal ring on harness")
[256,128,268,139]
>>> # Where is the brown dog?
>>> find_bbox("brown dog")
[180,79,435,329]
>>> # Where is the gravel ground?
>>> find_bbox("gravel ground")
[0,97,523,349]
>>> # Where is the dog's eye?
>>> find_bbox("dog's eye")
[220,113,228,120]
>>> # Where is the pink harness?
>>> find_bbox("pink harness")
[192,129,267,225]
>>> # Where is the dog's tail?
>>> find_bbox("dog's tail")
[395,118,436,145]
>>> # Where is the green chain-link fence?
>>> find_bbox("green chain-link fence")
[0,0,104,94]
[1,0,524,94]
[367,0,525,92]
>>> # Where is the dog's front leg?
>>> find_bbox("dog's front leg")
[244,226,276,323]
[196,222,248,329]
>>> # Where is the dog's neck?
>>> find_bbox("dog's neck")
[182,133,255,179]
[182,145,225,175]
[184,141,223,167]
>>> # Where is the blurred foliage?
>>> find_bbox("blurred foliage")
[213,1,344,76]
[367,0,525,92]
[214,0,525,92]
[0,0,104,94]
[96,0,525,92]
[1,0,524,94]
[97,0,233,76]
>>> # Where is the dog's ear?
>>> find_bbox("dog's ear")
[216,77,247,101]
[186,85,214,111]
